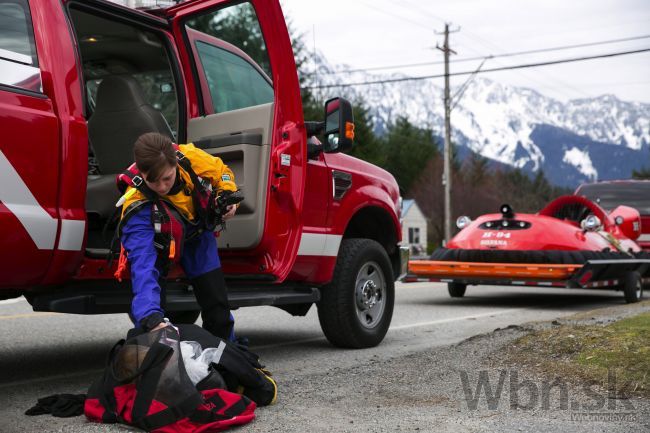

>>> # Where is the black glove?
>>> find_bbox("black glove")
[25,394,86,417]
[139,312,165,332]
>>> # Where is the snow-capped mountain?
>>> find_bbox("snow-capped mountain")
[305,57,650,188]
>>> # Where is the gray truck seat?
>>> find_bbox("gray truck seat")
[88,75,173,173]
[86,75,173,220]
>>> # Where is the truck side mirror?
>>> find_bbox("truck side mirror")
[323,97,354,153]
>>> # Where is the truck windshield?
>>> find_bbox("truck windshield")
[577,183,650,214]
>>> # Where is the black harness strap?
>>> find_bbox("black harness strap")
[176,151,212,225]
[151,201,173,277]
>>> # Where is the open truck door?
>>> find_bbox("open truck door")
[165,0,306,283]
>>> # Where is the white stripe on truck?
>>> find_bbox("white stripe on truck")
[0,150,84,251]
[297,233,342,256]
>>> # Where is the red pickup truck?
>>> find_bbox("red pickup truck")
[0,0,407,348]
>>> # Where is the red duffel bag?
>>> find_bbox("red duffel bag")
[84,326,255,432]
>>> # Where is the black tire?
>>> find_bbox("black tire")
[623,271,643,304]
[448,282,467,298]
[317,238,395,349]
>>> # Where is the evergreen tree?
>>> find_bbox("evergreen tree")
[384,116,438,194]
[346,101,385,167]
[185,4,271,77]
[464,152,490,186]
[633,167,650,179]
[287,18,322,122]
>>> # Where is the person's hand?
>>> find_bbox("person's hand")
[223,204,237,221]
[150,321,169,332]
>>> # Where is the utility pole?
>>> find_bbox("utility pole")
[436,24,458,245]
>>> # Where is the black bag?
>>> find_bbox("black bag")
[85,326,256,432]
[174,324,277,406]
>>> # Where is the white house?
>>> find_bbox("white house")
[401,199,428,256]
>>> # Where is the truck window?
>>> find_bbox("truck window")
[0,0,41,93]
[68,6,179,138]
[185,2,272,79]
[194,40,273,113]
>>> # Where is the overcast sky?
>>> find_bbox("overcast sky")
[280,0,650,103]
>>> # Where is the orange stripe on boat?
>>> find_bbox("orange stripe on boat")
[408,260,580,280]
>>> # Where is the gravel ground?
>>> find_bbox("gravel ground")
[244,302,650,433]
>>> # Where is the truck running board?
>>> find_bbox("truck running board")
[29,281,320,315]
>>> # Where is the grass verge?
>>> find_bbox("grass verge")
[499,312,650,397]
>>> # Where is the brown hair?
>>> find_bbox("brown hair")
[133,132,177,182]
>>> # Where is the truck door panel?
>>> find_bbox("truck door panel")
[188,103,273,249]
[168,0,306,281]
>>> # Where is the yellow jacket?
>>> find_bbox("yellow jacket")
[120,143,237,221]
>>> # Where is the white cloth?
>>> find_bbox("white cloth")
[180,340,228,385]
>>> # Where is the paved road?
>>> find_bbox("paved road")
[0,282,631,432]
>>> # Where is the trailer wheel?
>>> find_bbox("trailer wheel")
[448,282,467,298]
[623,271,643,303]
[317,239,394,348]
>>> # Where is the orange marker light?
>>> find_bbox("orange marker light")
[345,122,355,140]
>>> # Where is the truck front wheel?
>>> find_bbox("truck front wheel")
[317,238,395,348]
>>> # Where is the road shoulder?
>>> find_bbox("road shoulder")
[247,301,650,433]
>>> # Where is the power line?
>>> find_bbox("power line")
[456,28,592,99]
[321,34,650,75]
[304,47,650,90]
[387,0,447,25]
[356,0,432,31]
[451,58,487,111]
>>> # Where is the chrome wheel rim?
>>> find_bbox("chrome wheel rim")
[354,261,386,329]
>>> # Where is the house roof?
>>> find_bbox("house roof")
[401,199,415,217]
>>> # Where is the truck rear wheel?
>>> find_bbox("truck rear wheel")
[623,271,643,303]
[317,238,394,348]
[448,282,467,298]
